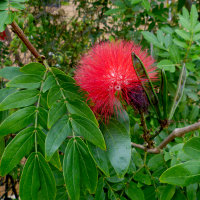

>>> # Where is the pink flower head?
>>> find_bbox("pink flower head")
[75,40,157,119]
[0,31,6,41]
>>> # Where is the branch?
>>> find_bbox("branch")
[131,121,200,154]
[10,21,41,59]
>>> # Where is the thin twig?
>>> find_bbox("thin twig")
[10,21,41,59]
[139,111,153,148]
[132,121,200,154]
[8,175,18,199]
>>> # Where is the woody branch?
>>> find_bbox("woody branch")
[10,21,41,60]
[132,121,200,153]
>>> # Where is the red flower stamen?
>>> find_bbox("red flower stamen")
[75,40,157,119]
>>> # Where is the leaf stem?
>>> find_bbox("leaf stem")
[34,67,48,153]
[47,67,67,101]
[183,30,194,63]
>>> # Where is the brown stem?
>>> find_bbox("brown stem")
[158,121,200,149]
[132,121,200,154]
[10,21,41,59]
[140,111,153,148]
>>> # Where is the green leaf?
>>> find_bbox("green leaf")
[158,185,176,200]
[71,114,106,150]
[0,88,17,102]
[183,137,200,159]
[0,106,36,136]
[104,8,121,15]
[157,30,165,45]
[172,190,187,200]
[193,33,200,41]
[12,0,27,2]
[142,0,150,11]
[142,31,165,50]
[66,99,98,126]
[186,183,198,200]
[143,186,156,200]
[175,29,190,41]
[61,83,80,99]
[38,107,48,130]
[190,5,198,29]
[51,166,64,186]
[51,67,75,83]
[0,11,8,32]
[169,65,186,120]
[182,7,189,19]
[103,119,131,177]
[21,62,46,76]
[125,182,145,200]
[10,2,25,10]
[7,75,42,89]
[88,143,110,177]
[47,83,80,108]
[0,67,22,80]
[0,89,39,111]
[160,160,200,186]
[189,105,199,121]
[37,129,62,171]
[164,34,172,49]
[0,136,5,161]
[95,178,105,200]
[63,138,80,200]
[169,45,181,64]
[147,154,165,171]
[0,127,35,176]
[19,152,56,200]
[134,167,151,185]
[173,38,188,48]
[56,186,68,200]
[42,75,56,93]
[161,26,174,34]
[131,0,142,5]
[76,137,98,194]
[194,23,200,33]
[114,103,130,133]
[160,70,168,119]
[108,187,118,200]
[45,115,72,161]
[179,15,190,31]
[132,148,143,168]
[132,52,161,118]
[48,100,67,129]
[157,60,175,73]
[0,109,8,120]
[47,86,63,107]
[0,1,8,10]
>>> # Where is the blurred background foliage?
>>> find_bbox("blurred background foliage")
[0,0,200,199]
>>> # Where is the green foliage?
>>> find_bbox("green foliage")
[0,0,27,31]
[103,119,131,177]
[0,1,199,200]
[19,152,56,200]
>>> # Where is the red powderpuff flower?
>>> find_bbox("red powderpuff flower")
[0,31,6,41]
[75,40,157,119]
